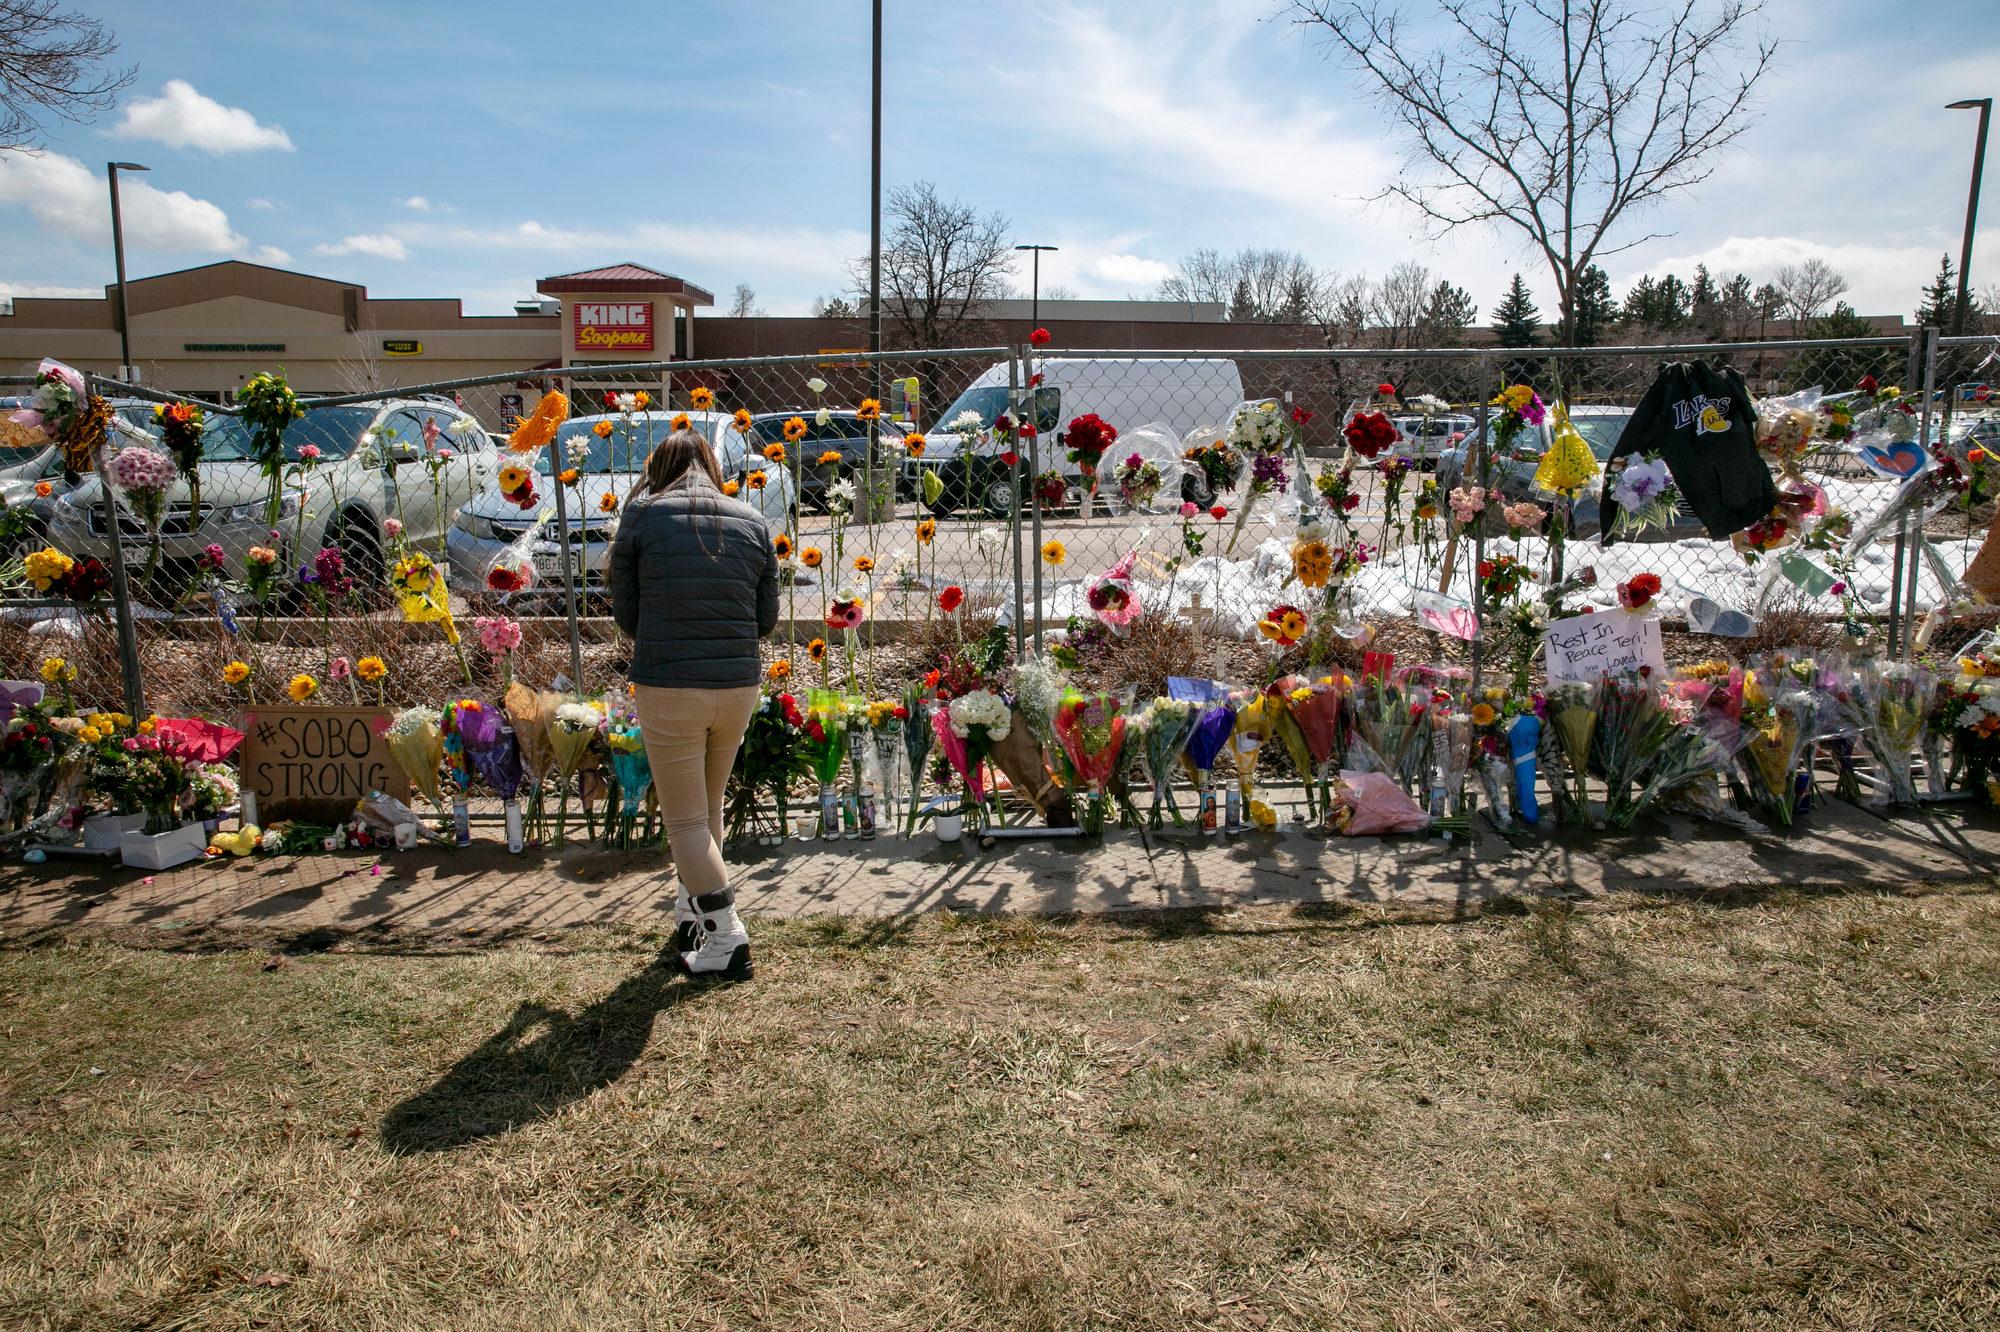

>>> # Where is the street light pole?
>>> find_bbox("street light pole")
[107,161,149,381]
[1947,99,1990,337]
[867,0,882,516]
[1015,244,1057,328]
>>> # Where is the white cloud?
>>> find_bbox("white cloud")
[249,245,294,266]
[399,195,432,211]
[245,196,283,211]
[1626,231,2000,321]
[312,233,410,261]
[0,150,262,255]
[1086,252,1175,290]
[113,80,294,155]
[0,279,100,299]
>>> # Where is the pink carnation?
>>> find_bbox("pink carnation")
[383,518,404,538]
[329,656,351,681]
[478,616,523,655]
[1448,485,1488,525]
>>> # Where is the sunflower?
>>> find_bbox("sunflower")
[855,398,882,422]
[904,432,927,457]
[1470,702,1498,727]
[747,470,768,489]
[773,533,794,560]
[671,413,691,432]
[799,546,824,569]
[221,660,251,686]
[782,416,808,443]
[722,479,740,496]
[768,658,793,682]
[1041,539,1067,566]
[732,408,754,434]
[817,449,843,466]
[853,555,875,573]
[559,467,580,485]
[1291,539,1332,589]
[598,493,619,514]
[762,442,787,464]
[689,387,716,410]
[286,673,319,704]
[592,420,615,439]
[915,518,936,545]
[355,656,387,682]
[807,637,828,663]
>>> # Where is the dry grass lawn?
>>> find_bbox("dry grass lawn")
[1,889,1997,1330]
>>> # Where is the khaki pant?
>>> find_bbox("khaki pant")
[631,685,758,897]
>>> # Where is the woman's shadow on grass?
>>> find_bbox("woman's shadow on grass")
[380,956,702,1154]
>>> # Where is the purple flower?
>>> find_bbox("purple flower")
[1251,452,1288,488]
[1519,395,1547,427]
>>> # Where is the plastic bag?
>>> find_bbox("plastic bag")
[1108,423,1186,515]
[1328,770,1430,835]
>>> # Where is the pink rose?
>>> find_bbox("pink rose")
[1180,501,1198,518]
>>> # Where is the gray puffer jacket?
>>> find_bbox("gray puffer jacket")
[608,475,780,689]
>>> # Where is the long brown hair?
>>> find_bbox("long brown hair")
[639,429,726,496]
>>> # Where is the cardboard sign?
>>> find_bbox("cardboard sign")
[238,706,406,823]
[1543,610,1665,684]
[573,301,654,354]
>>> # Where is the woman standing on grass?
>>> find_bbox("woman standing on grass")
[610,428,779,980]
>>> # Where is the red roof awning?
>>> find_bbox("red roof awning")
[537,263,715,306]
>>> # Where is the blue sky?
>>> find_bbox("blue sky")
[2,0,1998,323]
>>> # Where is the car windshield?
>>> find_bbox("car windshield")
[538,416,684,474]
[202,407,374,463]
[933,385,1010,430]
[1481,410,1630,460]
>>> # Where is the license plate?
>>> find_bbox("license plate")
[120,545,151,568]
[532,553,571,580]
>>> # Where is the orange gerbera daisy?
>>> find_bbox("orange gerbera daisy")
[817,449,843,466]
[767,658,792,682]
[722,479,740,496]
[671,413,691,432]
[598,493,619,514]
[853,555,875,573]
[747,470,768,489]
[592,420,614,438]
[782,416,807,443]
[763,442,787,464]
[689,387,716,410]
[915,518,936,545]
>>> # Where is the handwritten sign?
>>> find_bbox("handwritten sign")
[238,706,406,823]
[1543,610,1664,684]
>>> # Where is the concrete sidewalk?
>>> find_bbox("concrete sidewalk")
[3,795,1995,949]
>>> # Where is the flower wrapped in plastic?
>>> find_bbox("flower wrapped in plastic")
[801,689,850,839]
[1545,679,1600,823]
[386,706,446,817]
[458,697,527,852]
[901,687,934,835]
[1137,697,1198,829]
[1605,452,1679,538]
[1531,401,1598,498]
[1285,677,1346,820]
[391,550,470,680]
[1086,551,1143,630]
[1839,660,1931,807]
[503,681,555,840]
[944,687,1012,829]
[1227,688,1279,833]
[1328,769,1430,836]
[1052,689,1127,834]
[600,708,652,849]
[1736,670,1818,827]
[1428,706,1475,831]
[547,696,604,847]
[104,443,178,580]
[728,689,807,844]
[1180,697,1236,836]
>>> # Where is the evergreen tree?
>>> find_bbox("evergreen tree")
[1622,272,1691,331]
[1916,253,1962,328]
[1492,273,1541,347]
[1568,265,1616,346]
[1689,264,1724,338]
[1227,277,1257,323]
[1417,280,1478,345]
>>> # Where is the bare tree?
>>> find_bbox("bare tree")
[1157,246,1327,321]
[1038,283,1080,302]
[0,1,133,152]
[331,321,387,397]
[726,283,764,318]
[847,180,1013,349]
[1289,0,1775,344]
[1368,261,1434,348]
[1770,258,1848,325]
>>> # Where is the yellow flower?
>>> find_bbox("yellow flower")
[286,673,319,703]
[671,413,691,432]
[904,432,927,457]
[866,700,897,727]
[855,398,882,422]
[1288,686,1313,705]
[689,387,716,410]
[592,420,615,439]
[782,416,808,443]
[817,449,843,466]
[807,637,827,663]
[732,408,754,434]
[559,468,580,485]
[853,555,875,573]
[598,493,619,514]
[37,656,73,684]
[23,547,73,591]
[1041,540,1066,565]
[78,726,101,744]
[1291,539,1332,589]
[722,479,740,496]
[762,442,787,464]
[747,470,768,490]
[355,656,387,682]
[1278,608,1307,641]
[497,464,530,492]
[767,658,792,682]
[915,518,936,545]
[1470,702,1498,727]
[634,391,651,409]
[800,546,823,569]
[138,718,155,735]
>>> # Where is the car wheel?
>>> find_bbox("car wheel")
[335,513,385,594]
[980,475,1019,518]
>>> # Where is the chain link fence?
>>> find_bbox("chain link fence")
[7,332,1990,719]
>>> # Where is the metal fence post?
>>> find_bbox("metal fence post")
[1008,348,1026,659]
[1901,328,1941,657]
[1026,344,1045,654]
[1886,332,1924,652]
[1468,353,1492,696]
[550,373,586,690]
[87,374,148,718]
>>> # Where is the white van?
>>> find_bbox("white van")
[906,356,1247,515]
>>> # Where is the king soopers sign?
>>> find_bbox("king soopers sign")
[573,301,654,353]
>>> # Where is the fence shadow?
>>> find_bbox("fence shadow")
[379,954,708,1154]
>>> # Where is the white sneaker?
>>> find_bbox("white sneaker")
[680,891,752,980]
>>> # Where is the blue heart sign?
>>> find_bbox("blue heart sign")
[1854,438,1930,480]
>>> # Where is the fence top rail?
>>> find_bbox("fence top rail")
[1031,336,1914,362]
[1937,333,2000,348]
[85,376,243,414]
[296,346,1015,409]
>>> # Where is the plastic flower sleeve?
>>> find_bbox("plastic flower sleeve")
[1182,701,1236,836]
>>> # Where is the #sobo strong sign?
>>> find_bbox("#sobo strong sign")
[573,301,655,354]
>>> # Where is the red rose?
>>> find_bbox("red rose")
[1209,504,1227,520]
[1343,410,1397,459]
[938,586,965,613]
[1291,406,1314,425]
[893,704,909,720]
[1000,450,1020,467]
[1477,559,1495,578]
[1028,373,1044,388]
[1029,327,1051,347]
[1377,382,1396,396]
[1856,375,1878,394]
[604,391,617,408]
[1020,424,1037,439]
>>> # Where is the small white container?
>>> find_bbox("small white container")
[934,810,963,843]
[119,822,207,871]
[83,812,147,850]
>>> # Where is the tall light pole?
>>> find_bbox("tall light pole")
[1015,243,1057,327]
[1947,99,1990,337]
[107,161,149,381]
[866,0,882,510]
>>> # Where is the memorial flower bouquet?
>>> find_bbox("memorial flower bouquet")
[455,697,528,852]
[1735,668,1819,827]
[944,687,1011,829]
[1183,437,1244,497]
[1545,679,1601,823]
[386,706,446,819]
[1829,660,1931,806]
[901,686,935,834]
[1605,452,1679,538]
[1052,689,1127,834]
[1179,692,1236,836]
[548,697,604,846]
[103,443,177,581]
[237,370,307,522]
[1063,413,1118,513]
[1227,401,1286,456]
[1112,452,1164,511]
[728,689,807,844]
[1137,696,1198,829]
[1286,676,1346,821]
[801,689,850,840]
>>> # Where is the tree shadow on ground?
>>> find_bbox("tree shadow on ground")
[379,954,707,1154]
